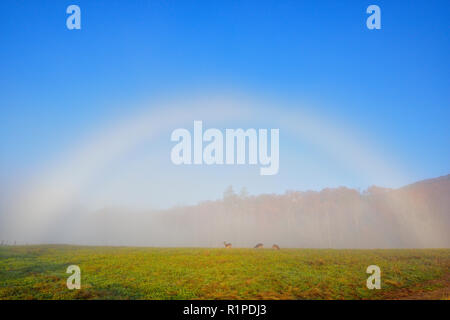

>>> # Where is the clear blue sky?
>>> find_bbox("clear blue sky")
[0,1,449,207]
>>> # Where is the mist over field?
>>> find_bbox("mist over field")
[2,174,448,248]
[0,95,418,248]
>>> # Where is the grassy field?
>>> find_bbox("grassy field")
[0,245,449,300]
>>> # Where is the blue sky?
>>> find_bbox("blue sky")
[0,1,449,207]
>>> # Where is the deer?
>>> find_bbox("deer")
[254,243,263,249]
[272,244,280,250]
[224,241,232,248]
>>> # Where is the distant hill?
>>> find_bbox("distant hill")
[40,175,450,248]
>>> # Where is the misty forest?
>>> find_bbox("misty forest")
[28,174,449,249]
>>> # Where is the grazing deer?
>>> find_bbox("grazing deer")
[272,244,280,250]
[254,243,263,249]
[224,241,232,248]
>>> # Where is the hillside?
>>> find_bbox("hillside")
[68,175,450,248]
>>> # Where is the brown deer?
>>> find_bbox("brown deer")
[224,241,232,248]
[272,244,280,250]
[254,243,263,249]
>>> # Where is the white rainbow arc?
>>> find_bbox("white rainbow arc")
[6,94,407,243]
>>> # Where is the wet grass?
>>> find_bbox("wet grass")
[0,245,448,299]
